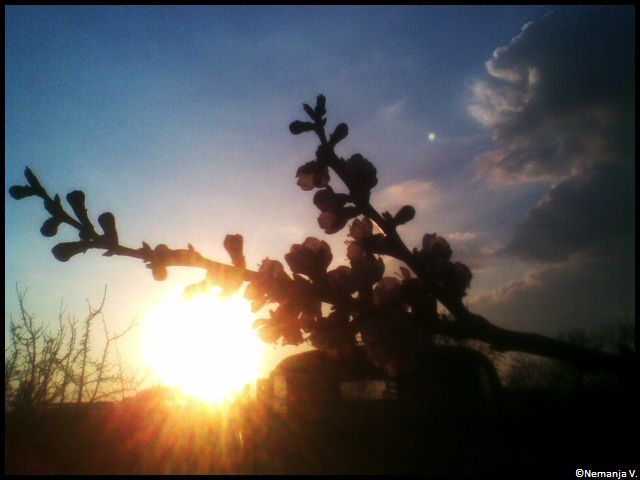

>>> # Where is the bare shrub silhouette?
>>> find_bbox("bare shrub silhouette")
[9,95,634,378]
[5,285,144,411]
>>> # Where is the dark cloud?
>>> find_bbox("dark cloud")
[469,7,635,263]
[467,7,635,333]
[471,251,635,336]
[504,161,635,262]
[470,7,634,183]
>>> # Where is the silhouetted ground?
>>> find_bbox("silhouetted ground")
[5,381,637,475]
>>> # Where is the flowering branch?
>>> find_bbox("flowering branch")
[9,95,634,377]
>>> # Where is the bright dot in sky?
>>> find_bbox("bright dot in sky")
[142,289,265,404]
[428,132,436,141]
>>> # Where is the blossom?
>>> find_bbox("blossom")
[351,255,385,287]
[296,161,330,191]
[327,265,358,294]
[284,237,332,279]
[309,311,357,359]
[349,216,374,240]
[317,208,358,235]
[346,241,366,262]
[313,187,349,212]
[252,313,282,344]
[251,300,318,347]
[432,259,473,296]
[344,154,378,193]
[373,277,401,307]
[347,216,391,256]
[313,187,357,234]
[422,233,452,260]
[244,258,291,312]
[454,261,473,294]
[346,218,372,262]
[223,234,245,268]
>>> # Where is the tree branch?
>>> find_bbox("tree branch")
[9,96,635,379]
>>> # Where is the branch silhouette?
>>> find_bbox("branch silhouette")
[10,95,634,376]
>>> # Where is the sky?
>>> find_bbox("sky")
[5,6,635,382]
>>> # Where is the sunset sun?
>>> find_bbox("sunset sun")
[142,288,265,404]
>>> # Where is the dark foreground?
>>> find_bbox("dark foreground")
[5,385,637,475]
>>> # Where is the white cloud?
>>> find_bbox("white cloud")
[372,179,438,213]
[445,231,482,244]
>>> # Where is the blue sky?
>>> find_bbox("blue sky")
[5,6,635,379]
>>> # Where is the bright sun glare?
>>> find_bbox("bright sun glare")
[142,288,265,404]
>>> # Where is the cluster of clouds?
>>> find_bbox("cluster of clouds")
[467,7,635,334]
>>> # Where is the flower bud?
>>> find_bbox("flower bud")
[224,234,245,268]
[152,265,168,281]
[315,94,326,117]
[289,120,315,135]
[66,190,89,224]
[52,241,88,262]
[345,154,378,192]
[259,258,286,278]
[24,167,44,193]
[303,103,315,119]
[329,123,349,147]
[394,205,415,226]
[454,262,473,293]
[98,212,118,247]
[9,185,35,200]
[317,211,339,232]
[40,217,61,237]
[313,187,341,212]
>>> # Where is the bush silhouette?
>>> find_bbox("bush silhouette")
[5,286,143,411]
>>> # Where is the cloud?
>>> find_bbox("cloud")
[470,252,635,335]
[441,231,497,272]
[469,7,634,185]
[373,179,438,213]
[503,161,635,262]
[469,7,635,263]
[466,7,635,334]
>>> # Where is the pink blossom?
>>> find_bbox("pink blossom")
[284,237,333,278]
[374,277,401,306]
[295,161,330,191]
